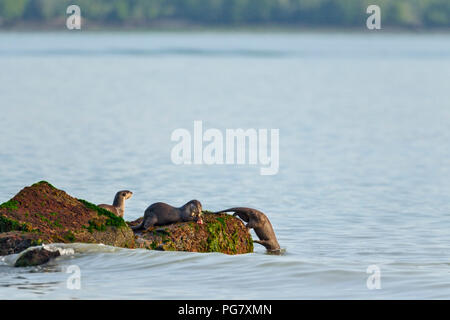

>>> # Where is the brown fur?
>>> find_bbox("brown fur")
[214,207,280,252]
[98,190,133,218]
[132,200,203,231]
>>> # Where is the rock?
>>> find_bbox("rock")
[14,247,60,267]
[0,181,253,256]
[0,231,43,256]
[128,212,254,255]
[0,181,134,255]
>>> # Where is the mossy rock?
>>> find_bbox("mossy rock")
[1,181,252,257]
[129,213,253,255]
[0,231,43,256]
[0,181,135,255]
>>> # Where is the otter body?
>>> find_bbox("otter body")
[98,190,133,218]
[132,200,203,231]
[215,207,280,252]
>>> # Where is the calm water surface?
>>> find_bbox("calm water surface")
[0,32,449,299]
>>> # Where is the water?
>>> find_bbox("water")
[0,31,449,299]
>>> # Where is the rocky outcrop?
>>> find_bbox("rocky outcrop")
[0,231,42,256]
[0,181,135,255]
[0,181,254,262]
[14,247,61,267]
[128,212,253,254]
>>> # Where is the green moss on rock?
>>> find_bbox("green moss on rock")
[0,200,19,211]
[32,181,56,189]
[0,215,33,233]
[130,212,253,255]
[63,230,76,243]
[78,199,127,228]
[31,238,44,246]
[205,218,241,254]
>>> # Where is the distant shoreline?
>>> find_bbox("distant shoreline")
[1,27,450,35]
[1,20,449,34]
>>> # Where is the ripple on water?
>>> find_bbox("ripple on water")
[1,32,450,299]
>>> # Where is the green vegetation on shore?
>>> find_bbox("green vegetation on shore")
[0,0,448,29]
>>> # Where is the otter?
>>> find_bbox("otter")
[131,200,203,231]
[98,190,133,218]
[214,207,280,252]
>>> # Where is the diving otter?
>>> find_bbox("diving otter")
[98,190,133,218]
[214,207,280,252]
[131,200,203,231]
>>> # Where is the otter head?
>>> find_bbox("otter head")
[118,190,133,200]
[112,190,133,211]
[186,200,203,225]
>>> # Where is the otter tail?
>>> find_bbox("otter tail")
[130,221,143,231]
[214,207,255,215]
[214,207,243,214]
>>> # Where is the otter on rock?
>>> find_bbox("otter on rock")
[98,190,133,218]
[131,200,203,231]
[214,207,280,252]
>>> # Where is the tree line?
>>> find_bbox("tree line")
[0,0,449,28]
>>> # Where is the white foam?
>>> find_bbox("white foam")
[42,244,75,256]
